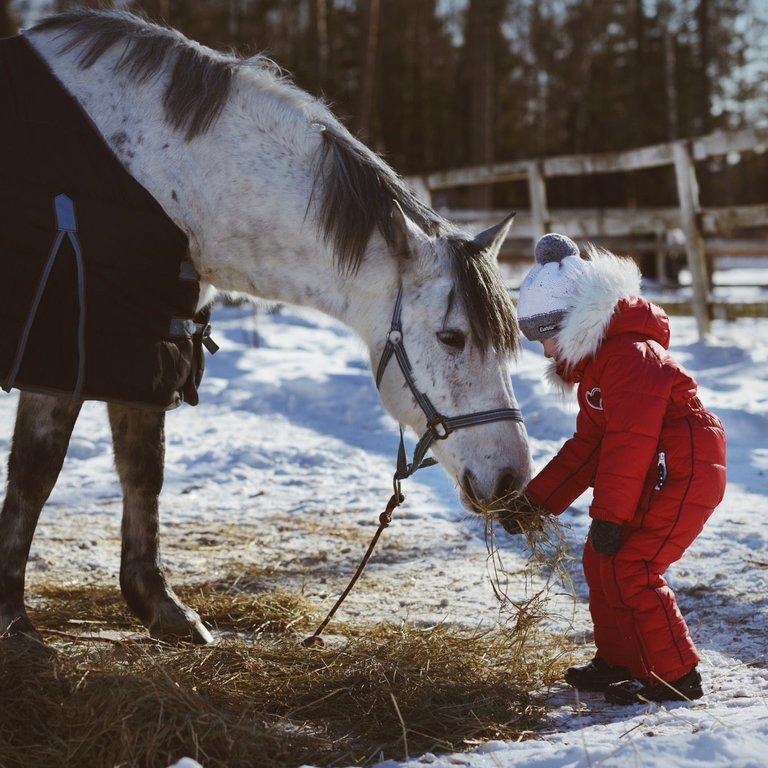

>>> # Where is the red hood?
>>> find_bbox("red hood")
[556,298,670,383]
[605,297,670,349]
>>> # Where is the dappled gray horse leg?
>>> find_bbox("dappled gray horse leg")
[0,392,82,639]
[108,403,212,644]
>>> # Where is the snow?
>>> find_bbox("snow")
[1,298,766,767]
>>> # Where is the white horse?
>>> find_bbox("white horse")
[0,9,532,644]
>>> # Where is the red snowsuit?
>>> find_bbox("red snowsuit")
[526,298,726,683]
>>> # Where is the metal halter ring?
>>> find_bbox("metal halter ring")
[427,416,451,440]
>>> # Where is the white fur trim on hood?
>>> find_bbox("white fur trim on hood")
[544,359,575,398]
[555,245,642,368]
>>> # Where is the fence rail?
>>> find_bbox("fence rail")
[409,127,768,338]
[417,127,768,190]
[445,204,768,243]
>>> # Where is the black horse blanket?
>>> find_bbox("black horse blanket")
[0,34,214,410]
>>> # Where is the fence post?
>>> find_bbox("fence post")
[526,161,550,244]
[672,141,710,338]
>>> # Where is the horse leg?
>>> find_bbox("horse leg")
[108,403,212,644]
[0,392,82,638]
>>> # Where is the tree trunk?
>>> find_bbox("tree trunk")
[0,0,17,38]
[629,0,647,207]
[697,0,711,133]
[465,0,504,209]
[357,0,381,142]
[307,0,329,93]
[664,28,678,140]
[228,0,240,39]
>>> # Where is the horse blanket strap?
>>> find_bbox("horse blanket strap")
[3,195,86,397]
[0,35,213,409]
[376,285,524,481]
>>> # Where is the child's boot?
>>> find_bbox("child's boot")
[605,667,703,705]
[564,656,630,691]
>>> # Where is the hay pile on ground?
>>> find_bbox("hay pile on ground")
[1,575,571,768]
[29,580,311,636]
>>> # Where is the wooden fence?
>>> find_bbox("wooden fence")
[409,127,768,338]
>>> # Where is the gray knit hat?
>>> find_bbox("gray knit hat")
[517,233,587,341]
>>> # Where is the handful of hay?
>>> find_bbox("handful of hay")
[469,489,576,630]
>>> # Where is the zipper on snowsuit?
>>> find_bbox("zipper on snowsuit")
[654,451,667,491]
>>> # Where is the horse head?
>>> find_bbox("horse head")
[372,205,534,511]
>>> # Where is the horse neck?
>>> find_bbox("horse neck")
[25,30,399,345]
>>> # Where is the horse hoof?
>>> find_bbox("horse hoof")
[150,620,213,645]
[149,606,213,645]
[150,623,213,645]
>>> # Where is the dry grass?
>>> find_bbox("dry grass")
[2,574,572,768]
[28,580,313,636]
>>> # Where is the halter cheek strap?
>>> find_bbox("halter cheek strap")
[375,285,524,485]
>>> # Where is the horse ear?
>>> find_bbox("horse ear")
[473,212,516,259]
[391,200,425,259]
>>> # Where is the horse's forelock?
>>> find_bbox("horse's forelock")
[445,237,521,357]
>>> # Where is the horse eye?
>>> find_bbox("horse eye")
[437,329,466,350]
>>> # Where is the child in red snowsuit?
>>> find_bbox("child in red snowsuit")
[515,234,726,705]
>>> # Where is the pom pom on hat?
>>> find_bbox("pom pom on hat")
[534,233,579,265]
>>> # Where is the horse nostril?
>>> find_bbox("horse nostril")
[494,469,522,501]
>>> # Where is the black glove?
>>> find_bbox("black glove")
[589,519,623,556]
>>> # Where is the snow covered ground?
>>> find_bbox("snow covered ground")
[1,297,766,767]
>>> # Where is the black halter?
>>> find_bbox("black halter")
[375,285,525,491]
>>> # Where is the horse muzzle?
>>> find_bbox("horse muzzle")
[460,464,530,513]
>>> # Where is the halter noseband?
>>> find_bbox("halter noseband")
[375,285,524,488]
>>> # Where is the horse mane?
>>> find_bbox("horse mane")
[312,128,447,272]
[312,130,519,354]
[32,8,518,355]
[32,8,278,140]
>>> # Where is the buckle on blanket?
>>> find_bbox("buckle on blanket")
[200,323,220,354]
[169,318,219,354]
[54,194,77,232]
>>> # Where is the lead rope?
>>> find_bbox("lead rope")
[302,476,404,647]
[303,427,413,646]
